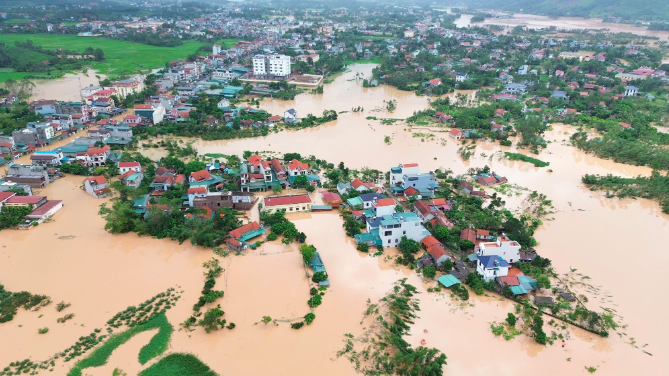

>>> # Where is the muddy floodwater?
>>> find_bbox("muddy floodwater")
[28,71,105,102]
[456,13,669,41]
[2,64,668,375]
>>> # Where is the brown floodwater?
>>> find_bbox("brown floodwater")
[456,13,669,41]
[1,63,668,375]
[28,71,106,102]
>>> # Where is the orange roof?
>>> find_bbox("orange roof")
[421,235,441,248]
[247,154,262,166]
[404,187,419,196]
[402,163,418,168]
[287,158,309,172]
[134,104,152,109]
[426,244,450,261]
[84,175,107,185]
[229,221,261,239]
[373,198,395,207]
[477,229,490,236]
[188,187,207,194]
[190,169,212,182]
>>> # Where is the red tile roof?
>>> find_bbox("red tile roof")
[477,229,490,236]
[414,200,431,215]
[498,276,519,286]
[247,154,262,166]
[402,163,418,168]
[0,192,16,202]
[134,104,152,109]
[449,128,463,136]
[188,187,207,194]
[374,198,396,207]
[229,221,261,239]
[271,159,284,173]
[421,235,440,248]
[84,176,107,185]
[6,195,45,204]
[118,162,140,168]
[28,200,61,216]
[264,194,311,207]
[426,244,450,261]
[321,191,342,203]
[404,187,419,196]
[287,158,309,172]
[460,228,476,242]
[173,174,185,184]
[190,169,212,182]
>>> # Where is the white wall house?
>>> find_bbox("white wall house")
[476,235,521,263]
[389,163,421,186]
[118,162,141,174]
[371,198,396,217]
[284,108,297,123]
[476,255,510,282]
[377,212,430,248]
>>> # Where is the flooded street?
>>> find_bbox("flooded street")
[1,63,668,375]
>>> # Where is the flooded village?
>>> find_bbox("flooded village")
[1,2,669,376]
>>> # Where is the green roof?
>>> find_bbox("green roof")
[380,216,399,226]
[467,253,478,262]
[347,196,363,207]
[238,228,266,242]
[510,285,529,295]
[437,274,461,288]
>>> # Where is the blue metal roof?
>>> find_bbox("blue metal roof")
[477,255,509,269]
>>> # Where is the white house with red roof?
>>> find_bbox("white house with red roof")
[118,162,141,174]
[350,178,375,192]
[189,169,212,184]
[83,176,109,198]
[123,114,142,125]
[262,194,312,213]
[287,158,309,176]
[372,197,396,217]
[449,128,464,140]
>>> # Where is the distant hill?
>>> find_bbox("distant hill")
[460,0,669,21]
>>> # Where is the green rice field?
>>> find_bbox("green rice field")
[0,34,213,80]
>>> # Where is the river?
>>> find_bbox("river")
[456,13,669,41]
[1,63,668,375]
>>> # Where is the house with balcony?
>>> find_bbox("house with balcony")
[393,171,438,198]
[389,163,420,186]
[30,150,63,167]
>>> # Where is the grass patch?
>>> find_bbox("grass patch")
[139,353,218,376]
[203,153,227,159]
[0,34,204,79]
[67,313,172,376]
[504,152,550,167]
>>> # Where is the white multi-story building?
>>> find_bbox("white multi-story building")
[476,234,521,263]
[213,44,222,55]
[252,54,291,78]
[368,212,430,248]
[389,163,421,186]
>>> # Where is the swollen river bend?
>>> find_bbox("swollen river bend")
[1,63,668,376]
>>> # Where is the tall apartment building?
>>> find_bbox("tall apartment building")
[252,55,291,78]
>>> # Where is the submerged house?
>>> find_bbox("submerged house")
[226,221,266,252]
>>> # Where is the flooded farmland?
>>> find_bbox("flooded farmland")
[1,63,668,376]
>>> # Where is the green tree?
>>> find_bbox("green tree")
[398,236,421,265]
[199,305,226,333]
[435,226,450,242]
[0,205,33,229]
[506,313,517,327]
[300,244,317,264]
[423,266,436,279]
[294,174,308,188]
[184,160,206,176]
[312,271,328,283]
[459,239,475,251]
[272,185,282,194]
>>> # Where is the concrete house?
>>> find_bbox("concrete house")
[30,150,63,167]
[389,163,420,186]
[359,192,385,209]
[83,176,109,198]
[284,108,298,123]
[5,164,51,188]
[371,198,396,217]
[376,212,430,248]
[287,158,309,176]
[118,162,141,174]
[476,235,521,263]
[262,194,312,213]
[476,255,510,282]
[625,86,639,97]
